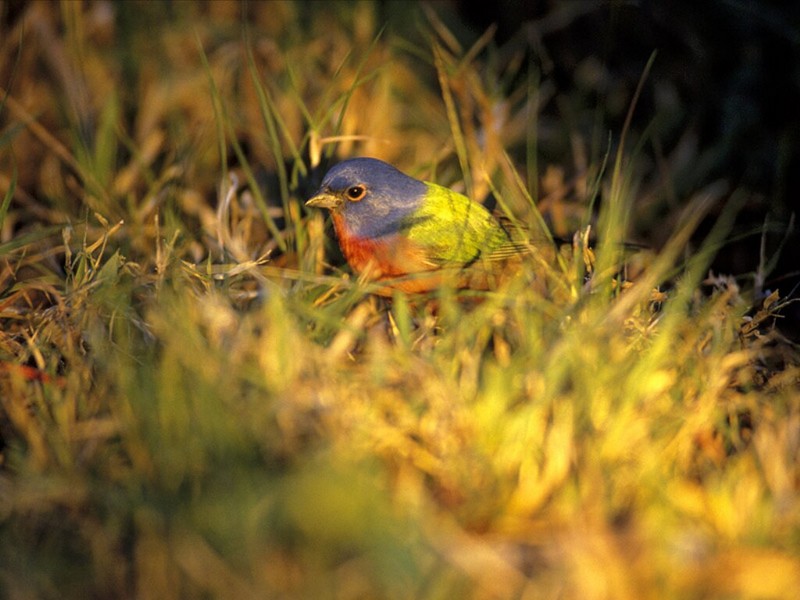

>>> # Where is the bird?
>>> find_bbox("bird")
[305,157,533,294]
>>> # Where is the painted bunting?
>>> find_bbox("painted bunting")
[306,157,528,294]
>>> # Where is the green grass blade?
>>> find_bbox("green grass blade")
[0,156,15,231]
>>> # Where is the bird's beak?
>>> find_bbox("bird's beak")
[305,191,342,210]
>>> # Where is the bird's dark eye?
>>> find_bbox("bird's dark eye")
[345,185,366,202]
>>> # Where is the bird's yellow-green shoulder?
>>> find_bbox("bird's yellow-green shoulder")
[396,182,509,265]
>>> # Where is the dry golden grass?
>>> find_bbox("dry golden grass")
[1,2,798,599]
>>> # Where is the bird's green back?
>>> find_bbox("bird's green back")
[404,182,511,265]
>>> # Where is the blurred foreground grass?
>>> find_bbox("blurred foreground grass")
[1,2,799,599]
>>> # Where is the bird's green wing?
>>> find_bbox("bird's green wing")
[402,182,512,266]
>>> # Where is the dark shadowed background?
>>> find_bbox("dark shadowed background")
[448,0,800,334]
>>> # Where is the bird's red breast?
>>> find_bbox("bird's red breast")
[331,212,444,293]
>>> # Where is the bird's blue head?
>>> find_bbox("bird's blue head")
[306,157,428,238]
